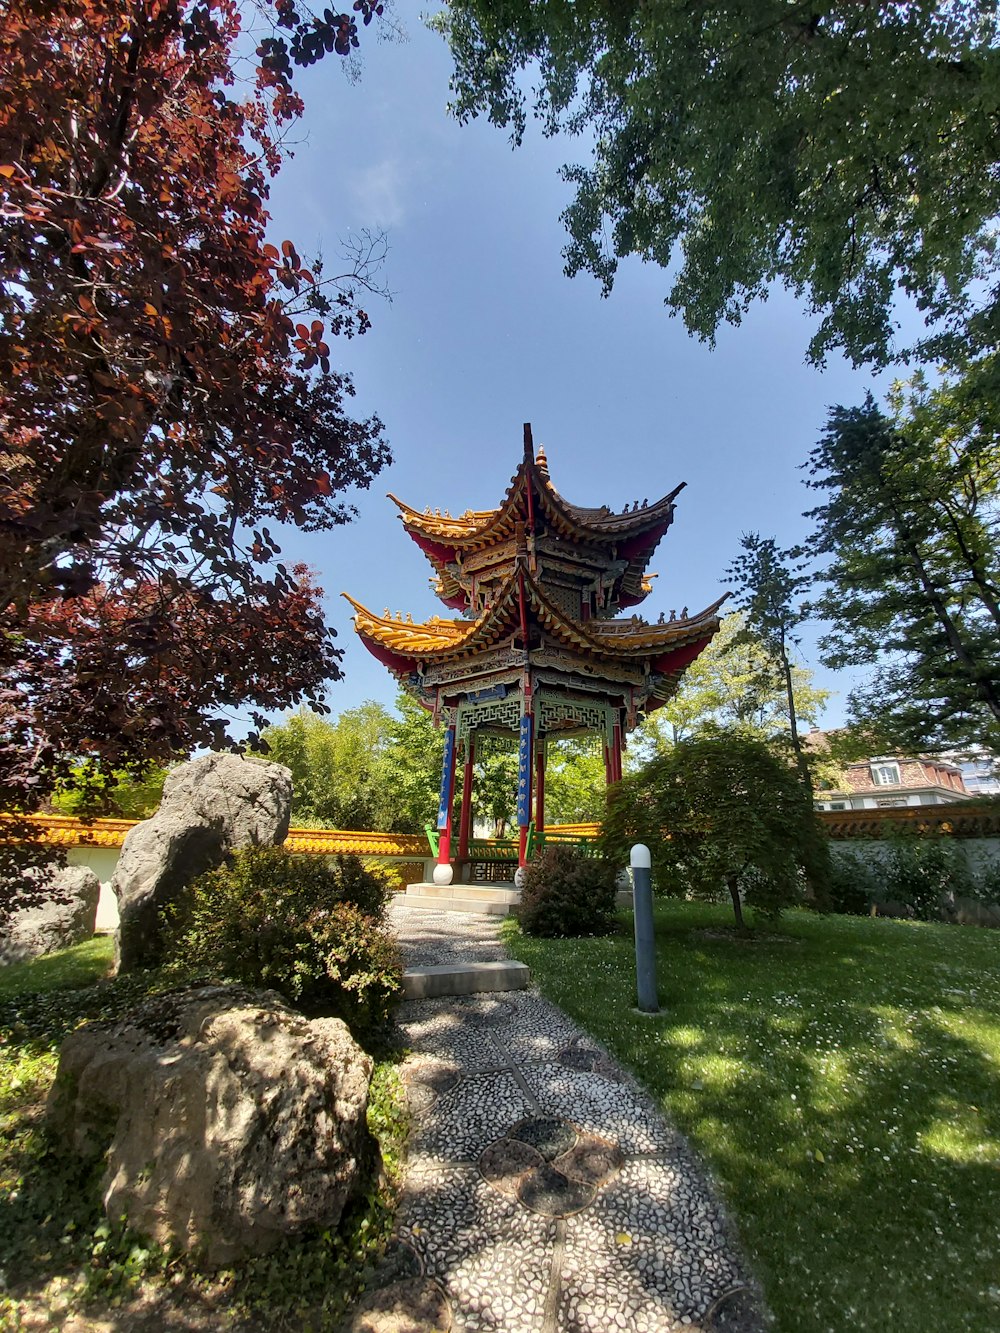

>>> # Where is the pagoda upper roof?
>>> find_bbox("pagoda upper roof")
[386,434,683,612]
[342,570,726,678]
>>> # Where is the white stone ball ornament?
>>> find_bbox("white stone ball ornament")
[432,862,454,887]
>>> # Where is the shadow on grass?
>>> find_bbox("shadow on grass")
[506,902,1000,1333]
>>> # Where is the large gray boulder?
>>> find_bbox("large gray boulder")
[0,865,101,966]
[940,891,1000,928]
[48,985,374,1267]
[112,754,292,972]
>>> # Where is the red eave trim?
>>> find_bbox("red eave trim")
[407,531,458,567]
[616,519,672,561]
[357,635,418,677]
[652,636,713,676]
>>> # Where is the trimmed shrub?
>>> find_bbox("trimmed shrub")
[600,734,817,929]
[827,849,882,916]
[518,846,618,938]
[164,847,402,1040]
[880,834,975,921]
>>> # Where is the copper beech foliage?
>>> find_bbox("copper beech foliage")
[0,0,391,870]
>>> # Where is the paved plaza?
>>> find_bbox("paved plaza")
[350,905,768,1333]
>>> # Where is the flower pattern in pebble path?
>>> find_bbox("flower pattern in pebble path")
[379,904,768,1333]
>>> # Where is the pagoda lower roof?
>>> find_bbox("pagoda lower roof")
[342,571,726,677]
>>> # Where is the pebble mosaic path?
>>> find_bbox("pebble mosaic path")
[350,905,768,1333]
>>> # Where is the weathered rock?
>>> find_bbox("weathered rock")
[112,754,292,972]
[869,899,916,920]
[0,864,101,965]
[348,1278,452,1333]
[940,892,1000,928]
[48,984,374,1267]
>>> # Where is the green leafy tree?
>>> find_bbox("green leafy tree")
[634,613,829,760]
[543,736,607,824]
[260,703,395,830]
[50,763,170,820]
[601,734,826,930]
[468,736,518,837]
[261,691,447,834]
[385,692,448,834]
[725,539,814,790]
[435,2,1000,367]
[806,378,1000,750]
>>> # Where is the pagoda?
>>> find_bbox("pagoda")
[344,426,724,885]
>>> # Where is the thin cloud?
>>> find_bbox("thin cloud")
[349,158,408,229]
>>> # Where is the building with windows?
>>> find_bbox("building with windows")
[940,747,1000,798]
[814,754,970,811]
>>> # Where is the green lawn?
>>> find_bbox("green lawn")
[0,933,114,999]
[504,902,1000,1333]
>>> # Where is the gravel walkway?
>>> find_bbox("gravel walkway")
[350,905,768,1333]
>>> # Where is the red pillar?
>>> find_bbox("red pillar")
[612,722,623,784]
[535,740,546,834]
[458,734,476,859]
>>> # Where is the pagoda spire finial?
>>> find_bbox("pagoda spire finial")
[523,422,533,464]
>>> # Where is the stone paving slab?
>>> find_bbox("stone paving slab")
[402,960,531,1000]
[364,905,769,1333]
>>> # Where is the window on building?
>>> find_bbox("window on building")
[830,802,847,810]
[871,762,901,786]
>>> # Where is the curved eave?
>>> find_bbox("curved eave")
[389,469,529,556]
[343,585,727,678]
[342,583,523,671]
[587,593,728,656]
[536,473,684,546]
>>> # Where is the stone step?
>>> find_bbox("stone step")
[401,894,517,916]
[406,882,518,904]
[401,960,531,1001]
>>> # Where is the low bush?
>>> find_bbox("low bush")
[518,845,619,938]
[827,834,996,921]
[880,834,975,920]
[827,848,882,916]
[164,847,402,1040]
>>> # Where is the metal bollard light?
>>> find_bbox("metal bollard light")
[630,843,659,1014]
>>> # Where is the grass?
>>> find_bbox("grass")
[0,933,114,999]
[0,936,408,1330]
[503,901,1000,1333]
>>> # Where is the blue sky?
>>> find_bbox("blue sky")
[261,13,908,729]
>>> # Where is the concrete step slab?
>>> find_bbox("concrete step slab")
[406,883,518,904]
[402,895,516,916]
[401,960,530,1000]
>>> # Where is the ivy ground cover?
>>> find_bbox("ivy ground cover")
[504,903,1000,1333]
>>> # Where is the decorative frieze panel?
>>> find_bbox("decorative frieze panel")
[456,695,524,740]
[423,647,527,687]
[536,695,616,743]
[532,646,645,686]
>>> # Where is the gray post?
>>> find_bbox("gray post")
[631,844,659,1013]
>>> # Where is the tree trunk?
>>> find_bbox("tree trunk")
[780,641,813,795]
[726,874,748,933]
